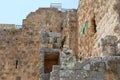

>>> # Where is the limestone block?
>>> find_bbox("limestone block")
[75,62,82,69]
[60,70,75,79]
[83,64,90,71]
[116,40,120,55]
[76,70,90,79]
[89,71,105,80]
[39,29,49,43]
[50,66,60,80]
[60,49,76,69]
[99,35,117,56]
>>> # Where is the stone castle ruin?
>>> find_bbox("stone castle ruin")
[0,0,120,80]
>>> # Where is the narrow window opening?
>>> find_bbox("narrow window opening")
[16,76,21,80]
[60,22,63,31]
[61,36,66,48]
[90,15,97,34]
[92,19,97,33]
[16,60,18,69]
[3,29,6,31]
[61,27,63,31]
[7,41,9,44]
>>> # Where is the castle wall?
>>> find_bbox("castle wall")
[0,24,17,29]
[0,8,77,80]
[61,9,78,55]
[77,0,120,60]
[50,56,120,80]
[2,0,120,79]
[0,29,30,80]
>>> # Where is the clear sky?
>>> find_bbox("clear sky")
[0,0,78,25]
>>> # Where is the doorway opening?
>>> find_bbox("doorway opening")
[44,52,59,73]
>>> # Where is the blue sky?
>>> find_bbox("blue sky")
[0,0,78,25]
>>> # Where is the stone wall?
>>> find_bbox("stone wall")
[50,56,120,80]
[1,0,120,79]
[23,8,77,51]
[0,25,40,80]
[0,24,17,29]
[0,8,77,80]
[23,8,77,80]
[61,9,78,56]
[77,0,120,60]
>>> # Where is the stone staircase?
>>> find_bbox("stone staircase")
[50,56,120,80]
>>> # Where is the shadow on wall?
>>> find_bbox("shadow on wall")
[113,1,120,34]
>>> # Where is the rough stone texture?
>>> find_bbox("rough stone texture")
[0,8,77,80]
[50,56,120,80]
[1,0,120,80]
[23,8,77,53]
[60,46,76,69]
[61,9,78,56]
[99,35,118,56]
[77,0,120,60]
[39,48,60,80]
[0,24,17,29]
[50,65,60,80]
[0,27,40,80]
[39,29,61,48]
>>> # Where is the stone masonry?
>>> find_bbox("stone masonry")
[50,56,120,80]
[0,8,77,80]
[0,0,120,80]
[77,0,120,60]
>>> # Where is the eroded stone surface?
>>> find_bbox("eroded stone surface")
[0,8,77,80]
[77,0,120,60]
[60,46,76,69]
[99,35,117,56]
[50,56,120,80]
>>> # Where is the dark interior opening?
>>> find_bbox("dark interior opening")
[60,22,63,31]
[61,27,63,31]
[7,41,9,44]
[44,53,59,73]
[16,60,18,69]
[3,29,6,31]
[54,37,57,43]
[92,19,97,33]
[61,36,66,48]
[16,76,21,80]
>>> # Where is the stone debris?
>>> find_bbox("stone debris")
[50,56,120,80]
